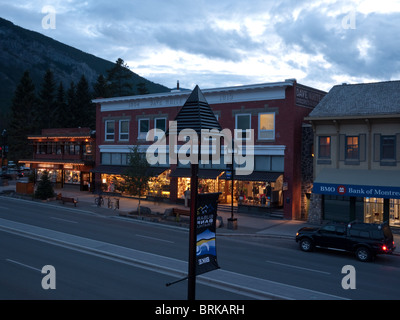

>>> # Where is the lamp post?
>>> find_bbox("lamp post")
[168,85,222,300]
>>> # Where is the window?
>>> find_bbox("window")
[138,118,149,139]
[381,136,396,160]
[346,136,359,160]
[318,136,331,158]
[235,114,251,140]
[119,120,129,141]
[105,121,115,141]
[154,118,166,133]
[258,113,275,140]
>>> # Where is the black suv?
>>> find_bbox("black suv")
[295,221,395,262]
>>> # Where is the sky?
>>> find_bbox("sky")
[1,0,400,92]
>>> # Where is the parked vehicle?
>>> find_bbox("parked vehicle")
[295,221,395,262]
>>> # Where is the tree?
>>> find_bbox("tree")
[76,75,95,128]
[93,74,110,98]
[106,58,134,97]
[34,170,55,200]
[137,82,149,95]
[54,82,66,127]
[37,69,56,129]
[63,81,77,127]
[8,70,36,161]
[122,146,151,215]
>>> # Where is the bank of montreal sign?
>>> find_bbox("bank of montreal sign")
[313,183,400,199]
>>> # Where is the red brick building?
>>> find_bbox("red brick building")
[93,80,325,219]
[20,128,95,191]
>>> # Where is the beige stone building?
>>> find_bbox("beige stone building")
[306,81,400,228]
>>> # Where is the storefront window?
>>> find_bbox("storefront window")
[65,170,80,184]
[365,198,400,226]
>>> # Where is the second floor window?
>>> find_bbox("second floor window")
[138,118,149,139]
[119,120,129,141]
[381,135,396,160]
[105,120,115,141]
[235,114,251,140]
[346,136,359,160]
[258,113,275,140]
[155,118,166,134]
[318,136,331,158]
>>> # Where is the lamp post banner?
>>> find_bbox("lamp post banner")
[196,192,221,275]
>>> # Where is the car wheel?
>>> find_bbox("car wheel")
[299,238,313,252]
[356,247,371,262]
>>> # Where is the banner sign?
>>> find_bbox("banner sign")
[313,182,400,199]
[196,192,221,275]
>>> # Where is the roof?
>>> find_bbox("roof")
[307,81,400,119]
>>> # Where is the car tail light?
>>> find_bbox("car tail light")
[382,245,388,252]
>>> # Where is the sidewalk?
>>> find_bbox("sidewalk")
[1,179,399,245]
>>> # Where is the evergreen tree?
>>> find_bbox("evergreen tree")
[64,81,77,127]
[93,74,110,98]
[54,82,66,127]
[8,70,36,162]
[137,82,149,95]
[37,69,56,129]
[106,58,134,97]
[34,170,55,200]
[76,75,95,128]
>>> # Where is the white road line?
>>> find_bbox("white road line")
[50,217,78,224]
[6,259,42,272]
[265,260,331,275]
[135,234,174,244]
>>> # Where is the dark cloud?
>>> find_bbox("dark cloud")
[273,6,400,80]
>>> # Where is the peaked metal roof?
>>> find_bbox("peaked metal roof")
[170,85,222,135]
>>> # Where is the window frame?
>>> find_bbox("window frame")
[380,135,396,161]
[119,119,130,141]
[258,112,275,141]
[318,136,331,159]
[105,120,115,141]
[345,135,359,160]
[138,118,150,140]
[235,113,251,141]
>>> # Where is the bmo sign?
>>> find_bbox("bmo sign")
[313,183,348,196]
[337,185,347,195]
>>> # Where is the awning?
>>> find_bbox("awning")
[169,168,224,179]
[92,165,168,177]
[220,171,283,182]
[313,168,400,199]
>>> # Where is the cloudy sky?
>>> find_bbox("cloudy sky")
[1,0,400,91]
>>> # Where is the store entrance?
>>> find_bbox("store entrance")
[364,198,400,226]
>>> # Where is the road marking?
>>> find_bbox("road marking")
[135,234,174,244]
[6,259,41,272]
[50,217,78,224]
[265,260,331,275]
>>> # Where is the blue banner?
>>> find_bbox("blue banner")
[196,192,221,275]
[313,182,400,199]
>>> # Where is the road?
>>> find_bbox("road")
[1,195,400,300]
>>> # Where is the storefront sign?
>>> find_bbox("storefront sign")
[196,192,221,275]
[313,182,400,199]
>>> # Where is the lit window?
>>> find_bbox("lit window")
[258,113,275,140]
[346,136,359,160]
[319,136,331,158]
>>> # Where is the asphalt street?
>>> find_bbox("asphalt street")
[0,195,400,300]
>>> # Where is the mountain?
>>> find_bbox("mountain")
[0,17,170,123]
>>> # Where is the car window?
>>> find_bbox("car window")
[349,229,370,238]
[321,225,336,233]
